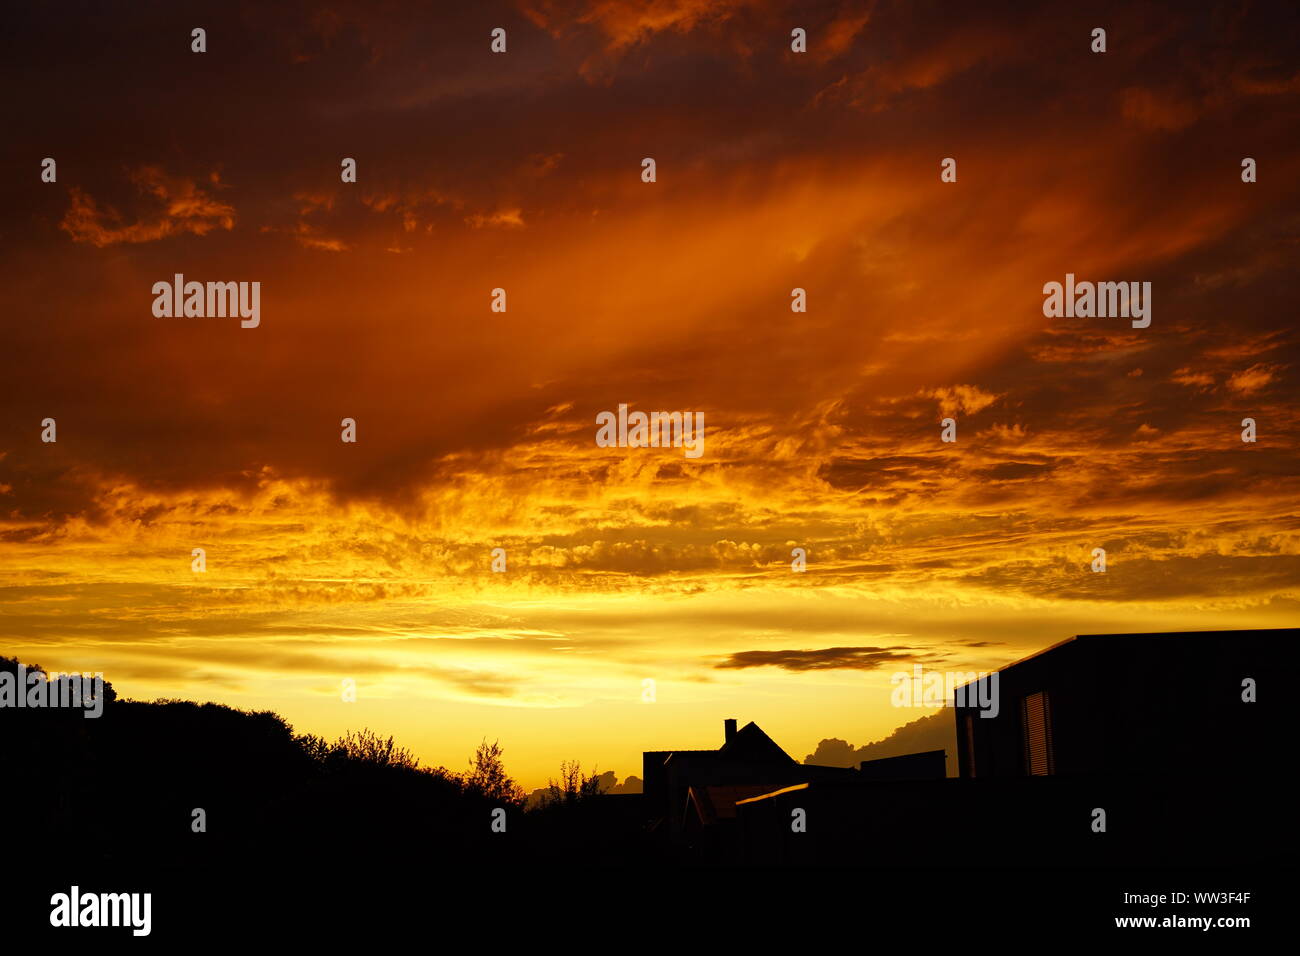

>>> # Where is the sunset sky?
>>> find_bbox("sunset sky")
[2,0,1298,787]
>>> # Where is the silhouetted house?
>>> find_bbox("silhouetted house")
[952,628,1291,779]
[643,718,854,857]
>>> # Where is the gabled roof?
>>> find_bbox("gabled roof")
[717,721,796,765]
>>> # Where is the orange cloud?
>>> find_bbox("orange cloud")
[60,166,235,246]
[1227,363,1281,395]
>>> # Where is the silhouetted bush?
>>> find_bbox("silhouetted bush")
[2,655,645,872]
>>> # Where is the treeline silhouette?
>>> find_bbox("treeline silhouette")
[2,657,646,871]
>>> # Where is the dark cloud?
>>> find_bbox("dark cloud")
[714,645,925,671]
[1,0,1296,524]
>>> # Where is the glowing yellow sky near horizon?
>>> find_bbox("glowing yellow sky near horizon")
[4,458,1298,787]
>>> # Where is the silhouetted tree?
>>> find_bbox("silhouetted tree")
[465,738,527,806]
[537,759,604,808]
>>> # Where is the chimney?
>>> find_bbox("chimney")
[724,718,737,743]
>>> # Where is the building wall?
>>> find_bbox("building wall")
[953,629,1292,779]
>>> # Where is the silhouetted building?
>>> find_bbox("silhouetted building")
[643,719,855,858]
[952,628,1292,779]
